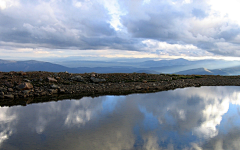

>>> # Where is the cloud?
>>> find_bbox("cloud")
[1,86,240,149]
[0,0,132,50]
[1,0,240,58]
[0,107,17,148]
[137,86,240,141]
[142,39,214,57]
[0,0,19,10]
[120,0,240,56]
[195,129,240,150]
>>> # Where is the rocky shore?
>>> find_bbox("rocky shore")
[0,71,240,106]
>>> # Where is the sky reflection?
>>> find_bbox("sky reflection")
[0,86,240,150]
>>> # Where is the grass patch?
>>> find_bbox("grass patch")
[194,75,202,78]
[179,76,192,79]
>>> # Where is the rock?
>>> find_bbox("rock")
[90,77,106,83]
[56,77,60,80]
[48,89,58,94]
[1,76,7,79]
[23,79,31,82]
[0,87,7,92]
[47,77,57,82]
[50,84,59,89]
[19,94,26,98]
[142,80,147,83]
[18,71,27,76]
[71,76,84,82]
[91,73,96,77]
[136,85,142,90]
[65,90,72,94]
[23,90,31,94]
[5,82,14,88]
[7,88,14,92]
[34,93,40,97]
[59,89,65,94]
[4,94,14,99]
[17,82,33,90]
[41,91,47,96]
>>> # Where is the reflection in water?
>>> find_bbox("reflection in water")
[0,86,240,149]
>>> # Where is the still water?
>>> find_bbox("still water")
[1,86,240,150]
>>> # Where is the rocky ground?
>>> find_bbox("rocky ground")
[0,71,240,106]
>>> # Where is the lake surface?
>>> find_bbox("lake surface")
[0,86,240,150]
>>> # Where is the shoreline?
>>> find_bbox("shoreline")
[0,71,240,106]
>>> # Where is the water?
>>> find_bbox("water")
[0,86,240,150]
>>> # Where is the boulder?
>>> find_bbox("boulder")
[5,82,14,88]
[136,85,142,90]
[47,77,57,82]
[18,71,27,76]
[23,79,31,82]
[0,88,7,92]
[91,73,96,77]
[48,89,58,94]
[90,77,106,83]
[71,76,85,82]
[17,82,33,90]
[50,84,59,89]
[8,88,14,92]
[4,94,14,99]
[59,89,65,94]
[41,91,47,96]
[23,90,31,94]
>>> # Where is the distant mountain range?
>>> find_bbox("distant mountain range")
[175,66,240,75]
[175,68,228,75]
[0,59,148,73]
[0,58,240,75]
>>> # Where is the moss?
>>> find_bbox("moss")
[179,76,194,79]
[194,75,202,78]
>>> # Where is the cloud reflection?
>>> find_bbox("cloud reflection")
[0,86,239,149]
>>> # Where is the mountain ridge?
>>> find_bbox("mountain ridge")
[0,59,239,75]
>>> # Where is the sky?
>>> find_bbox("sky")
[1,0,240,61]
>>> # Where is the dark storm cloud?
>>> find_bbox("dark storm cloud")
[0,0,143,51]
